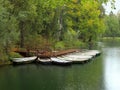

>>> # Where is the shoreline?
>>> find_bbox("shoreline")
[0,49,79,66]
[0,49,101,66]
[0,61,12,67]
[102,37,120,40]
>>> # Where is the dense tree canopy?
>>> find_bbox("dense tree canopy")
[104,12,120,37]
[0,0,114,61]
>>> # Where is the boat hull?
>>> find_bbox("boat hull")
[11,56,37,65]
[51,57,72,66]
[36,58,52,65]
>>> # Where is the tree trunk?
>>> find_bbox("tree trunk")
[88,36,93,50]
[19,21,25,48]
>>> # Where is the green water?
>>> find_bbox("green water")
[0,40,120,90]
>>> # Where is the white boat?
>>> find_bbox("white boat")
[59,56,91,63]
[37,58,52,64]
[11,56,37,64]
[51,57,72,65]
[65,55,93,59]
[84,50,101,55]
[88,50,101,55]
[73,50,101,56]
[57,56,73,61]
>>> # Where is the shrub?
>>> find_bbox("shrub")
[55,41,65,50]
[9,52,23,58]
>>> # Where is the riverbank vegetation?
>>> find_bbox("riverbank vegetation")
[104,11,120,37]
[0,0,115,63]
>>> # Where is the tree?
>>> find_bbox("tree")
[104,12,120,37]
[0,0,115,62]
[0,0,19,60]
[8,0,37,47]
[59,0,106,49]
[78,0,105,49]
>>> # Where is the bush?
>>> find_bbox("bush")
[55,41,65,50]
[9,52,23,58]
[73,40,86,48]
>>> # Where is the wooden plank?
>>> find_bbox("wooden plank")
[38,49,79,58]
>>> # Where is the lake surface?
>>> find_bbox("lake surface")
[0,40,120,90]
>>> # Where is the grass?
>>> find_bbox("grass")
[102,37,120,40]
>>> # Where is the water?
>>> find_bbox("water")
[0,40,120,90]
[102,40,120,90]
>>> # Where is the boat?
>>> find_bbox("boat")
[11,56,37,64]
[51,57,72,65]
[36,58,52,64]
[58,56,91,64]
[71,50,101,57]
[82,50,101,56]
[89,50,101,55]
[65,55,93,59]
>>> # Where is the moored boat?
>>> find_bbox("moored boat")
[65,55,93,59]
[71,50,101,57]
[82,50,101,56]
[36,58,52,64]
[11,56,37,64]
[51,57,72,65]
[58,56,91,64]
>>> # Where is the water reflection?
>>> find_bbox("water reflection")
[103,47,120,90]
[1,40,120,90]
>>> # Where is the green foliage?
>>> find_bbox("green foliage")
[61,0,106,49]
[0,0,113,62]
[0,0,19,60]
[104,13,120,37]
[9,52,22,58]
[55,41,65,50]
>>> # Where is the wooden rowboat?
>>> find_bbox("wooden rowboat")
[51,57,72,65]
[65,55,93,59]
[58,56,91,64]
[11,56,37,64]
[36,58,52,64]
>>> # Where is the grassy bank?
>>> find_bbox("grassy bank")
[102,37,120,40]
[0,61,12,66]
[0,52,23,66]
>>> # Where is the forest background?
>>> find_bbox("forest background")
[0,0,119,63]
